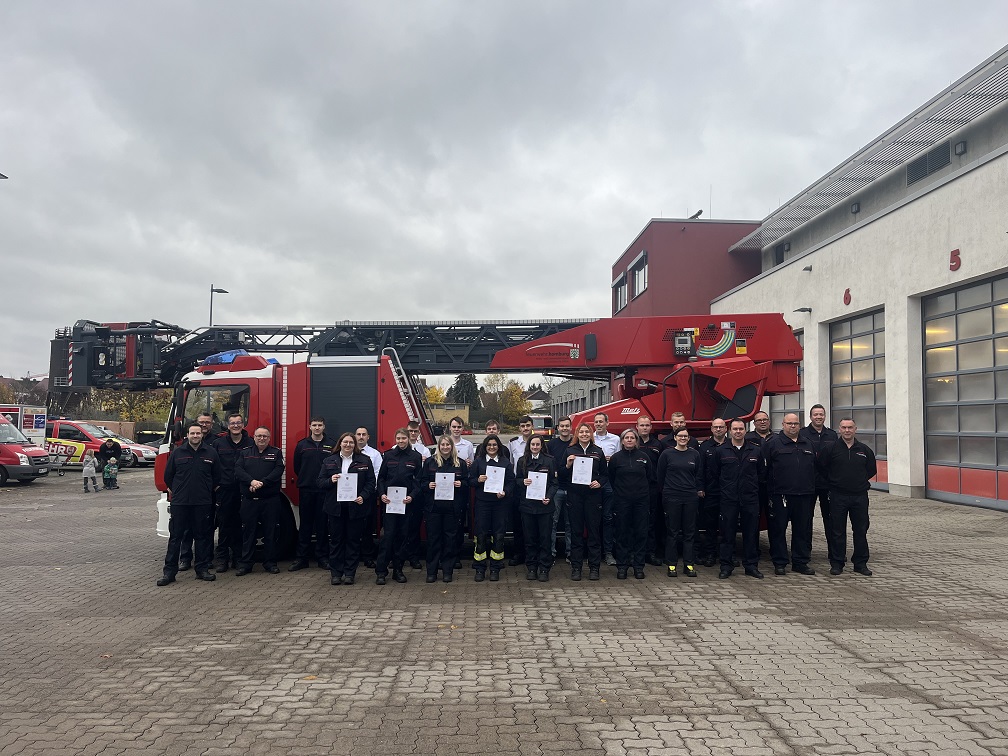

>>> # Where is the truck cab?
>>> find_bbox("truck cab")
[0,415,51,485]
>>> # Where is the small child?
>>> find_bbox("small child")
[82,449,99,493]
[103,458,119,490]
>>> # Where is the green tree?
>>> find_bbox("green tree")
[449,372,482,411]
[499,380,532,425]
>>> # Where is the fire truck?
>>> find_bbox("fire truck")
[129,315,799,551]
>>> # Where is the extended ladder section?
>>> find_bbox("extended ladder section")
[382,347,426,424]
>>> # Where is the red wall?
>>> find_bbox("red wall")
[612,219,761,316]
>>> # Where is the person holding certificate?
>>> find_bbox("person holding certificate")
[516,436,558,582]
[375,429,423,585]
[607,429,653,580]
[468,434,515,582]
[317,432,376,586]
[421,436,469,583]
[564,423,608,581]
[656,428,704,578]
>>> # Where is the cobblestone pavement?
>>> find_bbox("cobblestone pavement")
[2,470,1008,756]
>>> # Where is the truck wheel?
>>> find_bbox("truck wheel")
[275,501,298,559]
[0,467,8,486]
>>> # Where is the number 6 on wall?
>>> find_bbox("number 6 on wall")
[950,248,961,271]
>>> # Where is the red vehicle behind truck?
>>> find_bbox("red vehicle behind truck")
[152,315,802,552]
[0,415,51,485]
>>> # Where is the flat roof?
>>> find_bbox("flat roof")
[730,44,1008,253]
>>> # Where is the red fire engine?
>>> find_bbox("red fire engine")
[143,314,800,551]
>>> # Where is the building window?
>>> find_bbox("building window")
[630,250,648,299]
[830,311,886,465]
[923,274,1008,499]
[632,262,647,298]
[770,331,804,429]
[612,272,628,313]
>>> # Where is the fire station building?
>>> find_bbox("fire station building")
[710,47,1008,509]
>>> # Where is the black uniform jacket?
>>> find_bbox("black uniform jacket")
[235,443,285,499]
[744,430,773,447]
[212,430,253,488]
[699,437,727,499]
[800,424,839,490]
[709,440,761,503]
[546,437,575,487]
[317,453,376,518]
[164,442,221,506]
[420,456,469,511]
[469,455,515,504]
[656,446,704,498]
[515,454,559,515]
[818,439,877,495]
[377,445,423,505]
[563,442,608,490]
[607,448,653,504]
[293,434,335,490]
[760,432,816,496]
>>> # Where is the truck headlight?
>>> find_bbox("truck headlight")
[17,453,29,466]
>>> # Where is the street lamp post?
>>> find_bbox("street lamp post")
[209,284,229,326]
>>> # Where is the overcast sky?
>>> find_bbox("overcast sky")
[2,1,1006,381]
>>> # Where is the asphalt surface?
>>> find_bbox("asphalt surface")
[2,469,1008,755]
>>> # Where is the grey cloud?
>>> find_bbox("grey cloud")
[1,0,1006,378]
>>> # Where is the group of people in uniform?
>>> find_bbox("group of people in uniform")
[157,405,878,587]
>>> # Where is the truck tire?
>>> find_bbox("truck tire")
[0,467,8,486]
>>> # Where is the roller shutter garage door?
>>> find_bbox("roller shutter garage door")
[923,275,1008,507]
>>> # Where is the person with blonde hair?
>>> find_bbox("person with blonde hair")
[421,436,469,583]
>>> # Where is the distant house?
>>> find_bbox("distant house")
[523,388,551,412]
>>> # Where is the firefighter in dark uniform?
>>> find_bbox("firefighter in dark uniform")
[799,404,840,567]
[211,412,253,573]
[469,434,515,582]
[760,413,817,575]
[709,419,763,579]
[818,417,877,576]
[289,416,335,571]
[421,436,469,583]
[317,432,376,585]
[375,429,423,585]
[564,423,608,581]
[516,436,559,582]
[158,424,221,586]
[744,411,774,531]
[635,416,665,567]
[608,429,652,580]
[234,427,285,575]
[697,418,728,567]
[178,413,213,570]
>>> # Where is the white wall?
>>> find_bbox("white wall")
[713,149,1008,497]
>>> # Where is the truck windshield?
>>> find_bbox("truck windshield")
[182,385,251,437]
[0,421,31,444]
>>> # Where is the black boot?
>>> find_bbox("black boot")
[393,569,407,584]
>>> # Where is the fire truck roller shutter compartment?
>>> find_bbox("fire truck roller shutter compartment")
[309,358,379,438]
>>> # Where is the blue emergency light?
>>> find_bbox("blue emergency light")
[202,349,250,365]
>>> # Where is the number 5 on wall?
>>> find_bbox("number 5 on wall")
[950,248,961,271]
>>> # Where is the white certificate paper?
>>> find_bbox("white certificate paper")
[526,471,548,500]
[336,472,358,502]
[386,486,407,514]
[435,472,455,501]
[484,464,505,494]
[572,457,593,486]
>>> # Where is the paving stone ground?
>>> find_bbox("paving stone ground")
[2,470,1008,756]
